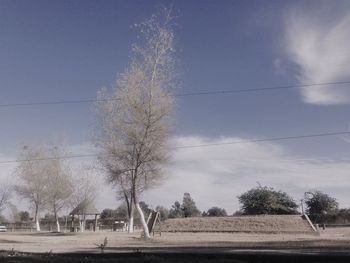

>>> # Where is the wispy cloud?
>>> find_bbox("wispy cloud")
[284,5,350,105]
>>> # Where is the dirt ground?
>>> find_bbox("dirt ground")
[0,227,349,254]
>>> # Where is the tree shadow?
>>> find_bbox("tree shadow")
[0,239,24,243]
[17,232,77,237]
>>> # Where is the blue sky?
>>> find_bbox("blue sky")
[1,0,350,214]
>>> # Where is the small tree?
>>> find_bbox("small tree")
[114,204,129,219]
[238,186,298,215]
[337,208,350,224]
[304,191,338,223]
[101,204,128,221]
[203,207,227,217]
[100,209,114,220]
[9,206,31,223]
[15,145,51,231]
[46,146,73,232]
[168,201,183,218]
[9,204,20,222]
[19,211,31,222]
[181,193,201,217]
[70,171,97,232]
[155,206,169,221]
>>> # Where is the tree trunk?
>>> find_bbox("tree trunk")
[34,204,40,232]
[124,191,131,218]
[94,214,98,232]
[56,217,60,232]
[79,220,83,232]
[83,214,86,232]
[54,206,60,232]
[128,202,134,233]
[80,214,86,232]
[78,215,83,232]
[35,218,40,232]
[135,201,150,239]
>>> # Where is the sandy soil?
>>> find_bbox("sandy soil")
[0,227,349,254]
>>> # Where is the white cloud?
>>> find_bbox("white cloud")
[284,7,350,105]
[143,136,350,213]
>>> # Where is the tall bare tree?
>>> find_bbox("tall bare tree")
[95,8,177,238]
[0,180,12,213]
[15,145,50,231]
[46,147,73,232]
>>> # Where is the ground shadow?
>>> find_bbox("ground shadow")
[1,250,350,263]
[0,239,24,244]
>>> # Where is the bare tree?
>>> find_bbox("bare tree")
[14,145,50,231]
[0,180,12,213]
[70,170,98,232]
[95,8,177,239]
[46,146,73,232]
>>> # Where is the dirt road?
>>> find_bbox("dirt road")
[0,227,349,254]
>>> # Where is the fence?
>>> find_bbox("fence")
[1,221,71,232]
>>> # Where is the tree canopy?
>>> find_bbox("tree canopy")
[304,191,338,222]
[101,204,128,220]
[155,206,169,221]
[168,193,201,218]
[238,186,298,215]
[15,144,73,232]
[182,193,201,217]
[202,207,227,217]
[168,201,183,218]
[181,193,201,217]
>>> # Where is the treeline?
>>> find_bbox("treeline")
[236,186,347,224]
[101,186,350,225]
[100,192,227,224]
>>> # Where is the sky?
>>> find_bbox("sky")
[1,0,350,217]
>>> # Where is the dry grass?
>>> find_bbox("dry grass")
[161,215,315,233]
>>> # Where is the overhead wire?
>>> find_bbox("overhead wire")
[1,81,350,108]
[1,130,349,164]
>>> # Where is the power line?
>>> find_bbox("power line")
[1,130,349,164]
[1,81,350,108]
[176,81,350,97]
[174,130,350,148]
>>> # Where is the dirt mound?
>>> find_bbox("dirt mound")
[161,215,315,233]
